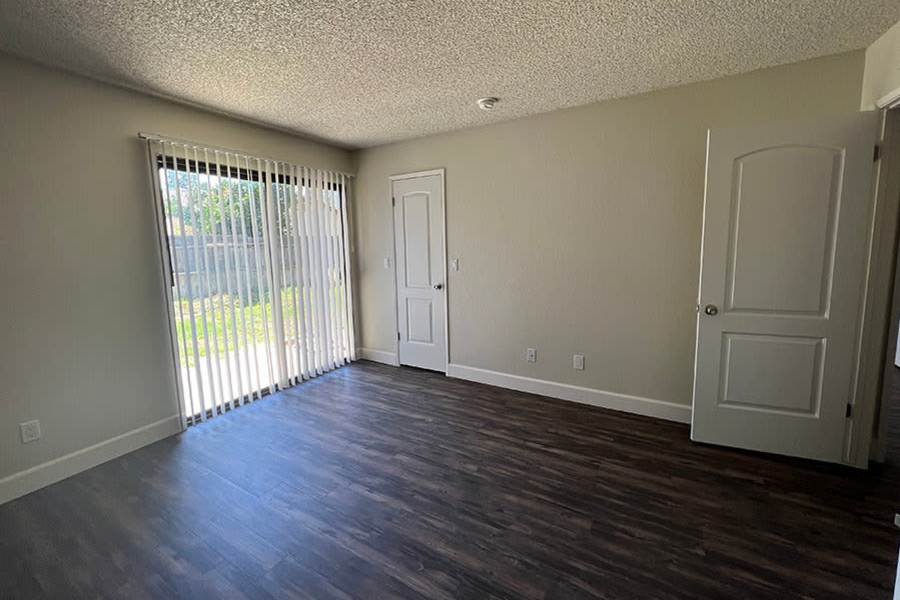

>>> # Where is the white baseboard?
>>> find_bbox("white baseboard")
[0,414,182,505]
[447,363,692,424]
[357,347,400,366]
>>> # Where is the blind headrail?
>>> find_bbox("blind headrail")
[137,131,355,178]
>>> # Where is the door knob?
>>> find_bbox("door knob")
[704,304,718,316]
[433,283,443,290]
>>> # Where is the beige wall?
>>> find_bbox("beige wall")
[0,46,872,488]
[0,53,351,482]
[352,51,866,408]
[862,19,900,109]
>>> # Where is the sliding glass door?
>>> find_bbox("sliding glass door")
[149,140,355,425]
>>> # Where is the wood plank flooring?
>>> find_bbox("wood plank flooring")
[1,360,899,599]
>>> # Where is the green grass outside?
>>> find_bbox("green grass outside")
[175,286,345,367]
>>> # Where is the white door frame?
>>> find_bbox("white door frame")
[389,169,449,373]
[866,108,900,463]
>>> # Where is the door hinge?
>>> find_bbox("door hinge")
[392,196,395,206]
[874,144,881,162]
[846,402,853,418]
[397,331,401,341]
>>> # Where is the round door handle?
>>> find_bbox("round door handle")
[433,283,444,290]
[704,304,719,316]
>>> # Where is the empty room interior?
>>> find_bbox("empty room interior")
[6,1,900,598]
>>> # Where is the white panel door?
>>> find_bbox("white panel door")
[692,113,878,464]
[392,173,447,372]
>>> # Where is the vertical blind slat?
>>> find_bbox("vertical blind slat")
[300,166,318,377]
[325,169,339,366]
[234,153,262,400]
[249,158,274,395]
[308,168,325,373]
[286,164,305,382]
[173,143,206,422]
[160,142,193,424]
[340,174,357,361]
[193,146,225,416]
[327,169,339,368]
[186,146,215,420]
[266,159,287,389]
[203,148,233,411]
[213,150,242,411]
[332,172,344,363]
[334,175,350,364]
[272,161,289,383]
[223,151,251,406]
[315,169,334,371]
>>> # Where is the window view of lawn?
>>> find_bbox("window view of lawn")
[174,286,347,366]
[159,159,350,418]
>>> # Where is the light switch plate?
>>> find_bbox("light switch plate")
[573,354,585,370]
[451,258,460,271]
[526,348,537,363]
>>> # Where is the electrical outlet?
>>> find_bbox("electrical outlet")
[526,348,537,363]
[20,420,41,444]
[573,354,585,370]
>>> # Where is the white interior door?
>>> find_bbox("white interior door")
[392,172,447,372]
[692,113,878,464]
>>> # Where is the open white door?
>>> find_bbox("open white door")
[692,113,878,464]
[392,171,448,372]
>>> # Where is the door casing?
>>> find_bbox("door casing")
[866,108,900,464]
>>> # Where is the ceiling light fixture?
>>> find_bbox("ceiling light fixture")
[477,97,499,111]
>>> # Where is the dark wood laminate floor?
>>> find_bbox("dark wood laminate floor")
[2,361,899,599]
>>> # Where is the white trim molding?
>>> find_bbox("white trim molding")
[447,364,692,424]
[357,347,400,366]
[0,414,181,505]
[876,85,900,110]
[388,168,446,181]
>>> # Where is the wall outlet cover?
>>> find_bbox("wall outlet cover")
[573,354,585,370]
[526,348,537,363]
[20,420,41,444]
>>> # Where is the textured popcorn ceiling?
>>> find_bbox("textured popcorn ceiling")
[0,1,897,148]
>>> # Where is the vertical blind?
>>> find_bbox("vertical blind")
[145,137,356,426]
